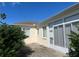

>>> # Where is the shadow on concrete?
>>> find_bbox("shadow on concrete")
[16,46,34,57]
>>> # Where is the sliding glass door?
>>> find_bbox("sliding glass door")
[54,25,64,47]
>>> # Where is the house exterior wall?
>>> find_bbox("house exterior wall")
[38,8,79,53]
[47,13,79,53]
[19,3,79,54]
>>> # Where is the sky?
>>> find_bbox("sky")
[0,2,77,24]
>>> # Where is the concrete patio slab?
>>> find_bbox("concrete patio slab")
[27,43,65,57]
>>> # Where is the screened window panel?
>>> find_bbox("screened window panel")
[54,25,65,47]
[65,24,71,48]
[54,27,59,46]
[58,25,64,47]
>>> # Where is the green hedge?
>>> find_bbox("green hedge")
[0,24,27,57]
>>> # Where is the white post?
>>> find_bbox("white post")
[52,26,54,46]
[46,26,50,47]
[21,27,23,31]
[63,23,66,48]
[39,28,43,38]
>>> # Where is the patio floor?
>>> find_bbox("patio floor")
[26,43,65,57]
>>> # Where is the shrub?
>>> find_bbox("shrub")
[0,24,27,57]
[68,25,79,57]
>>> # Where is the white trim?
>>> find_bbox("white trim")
[48,25,54,47]
[53,23,63,27]
[63,23,66,48]
[46,26,50,47]
[50,45,68,53]
[52,26,54,46]
[64,19,79,25]
[41,28,43,38]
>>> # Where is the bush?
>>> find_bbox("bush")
[0,24,27,57]
[68,25,79,57]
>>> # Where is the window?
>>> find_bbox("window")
[43,27,47,37]
[65,22,79,48]
[58,25,64,47]
[65,24,72,48]
[54,27,59,46]
[54,25,65,47]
